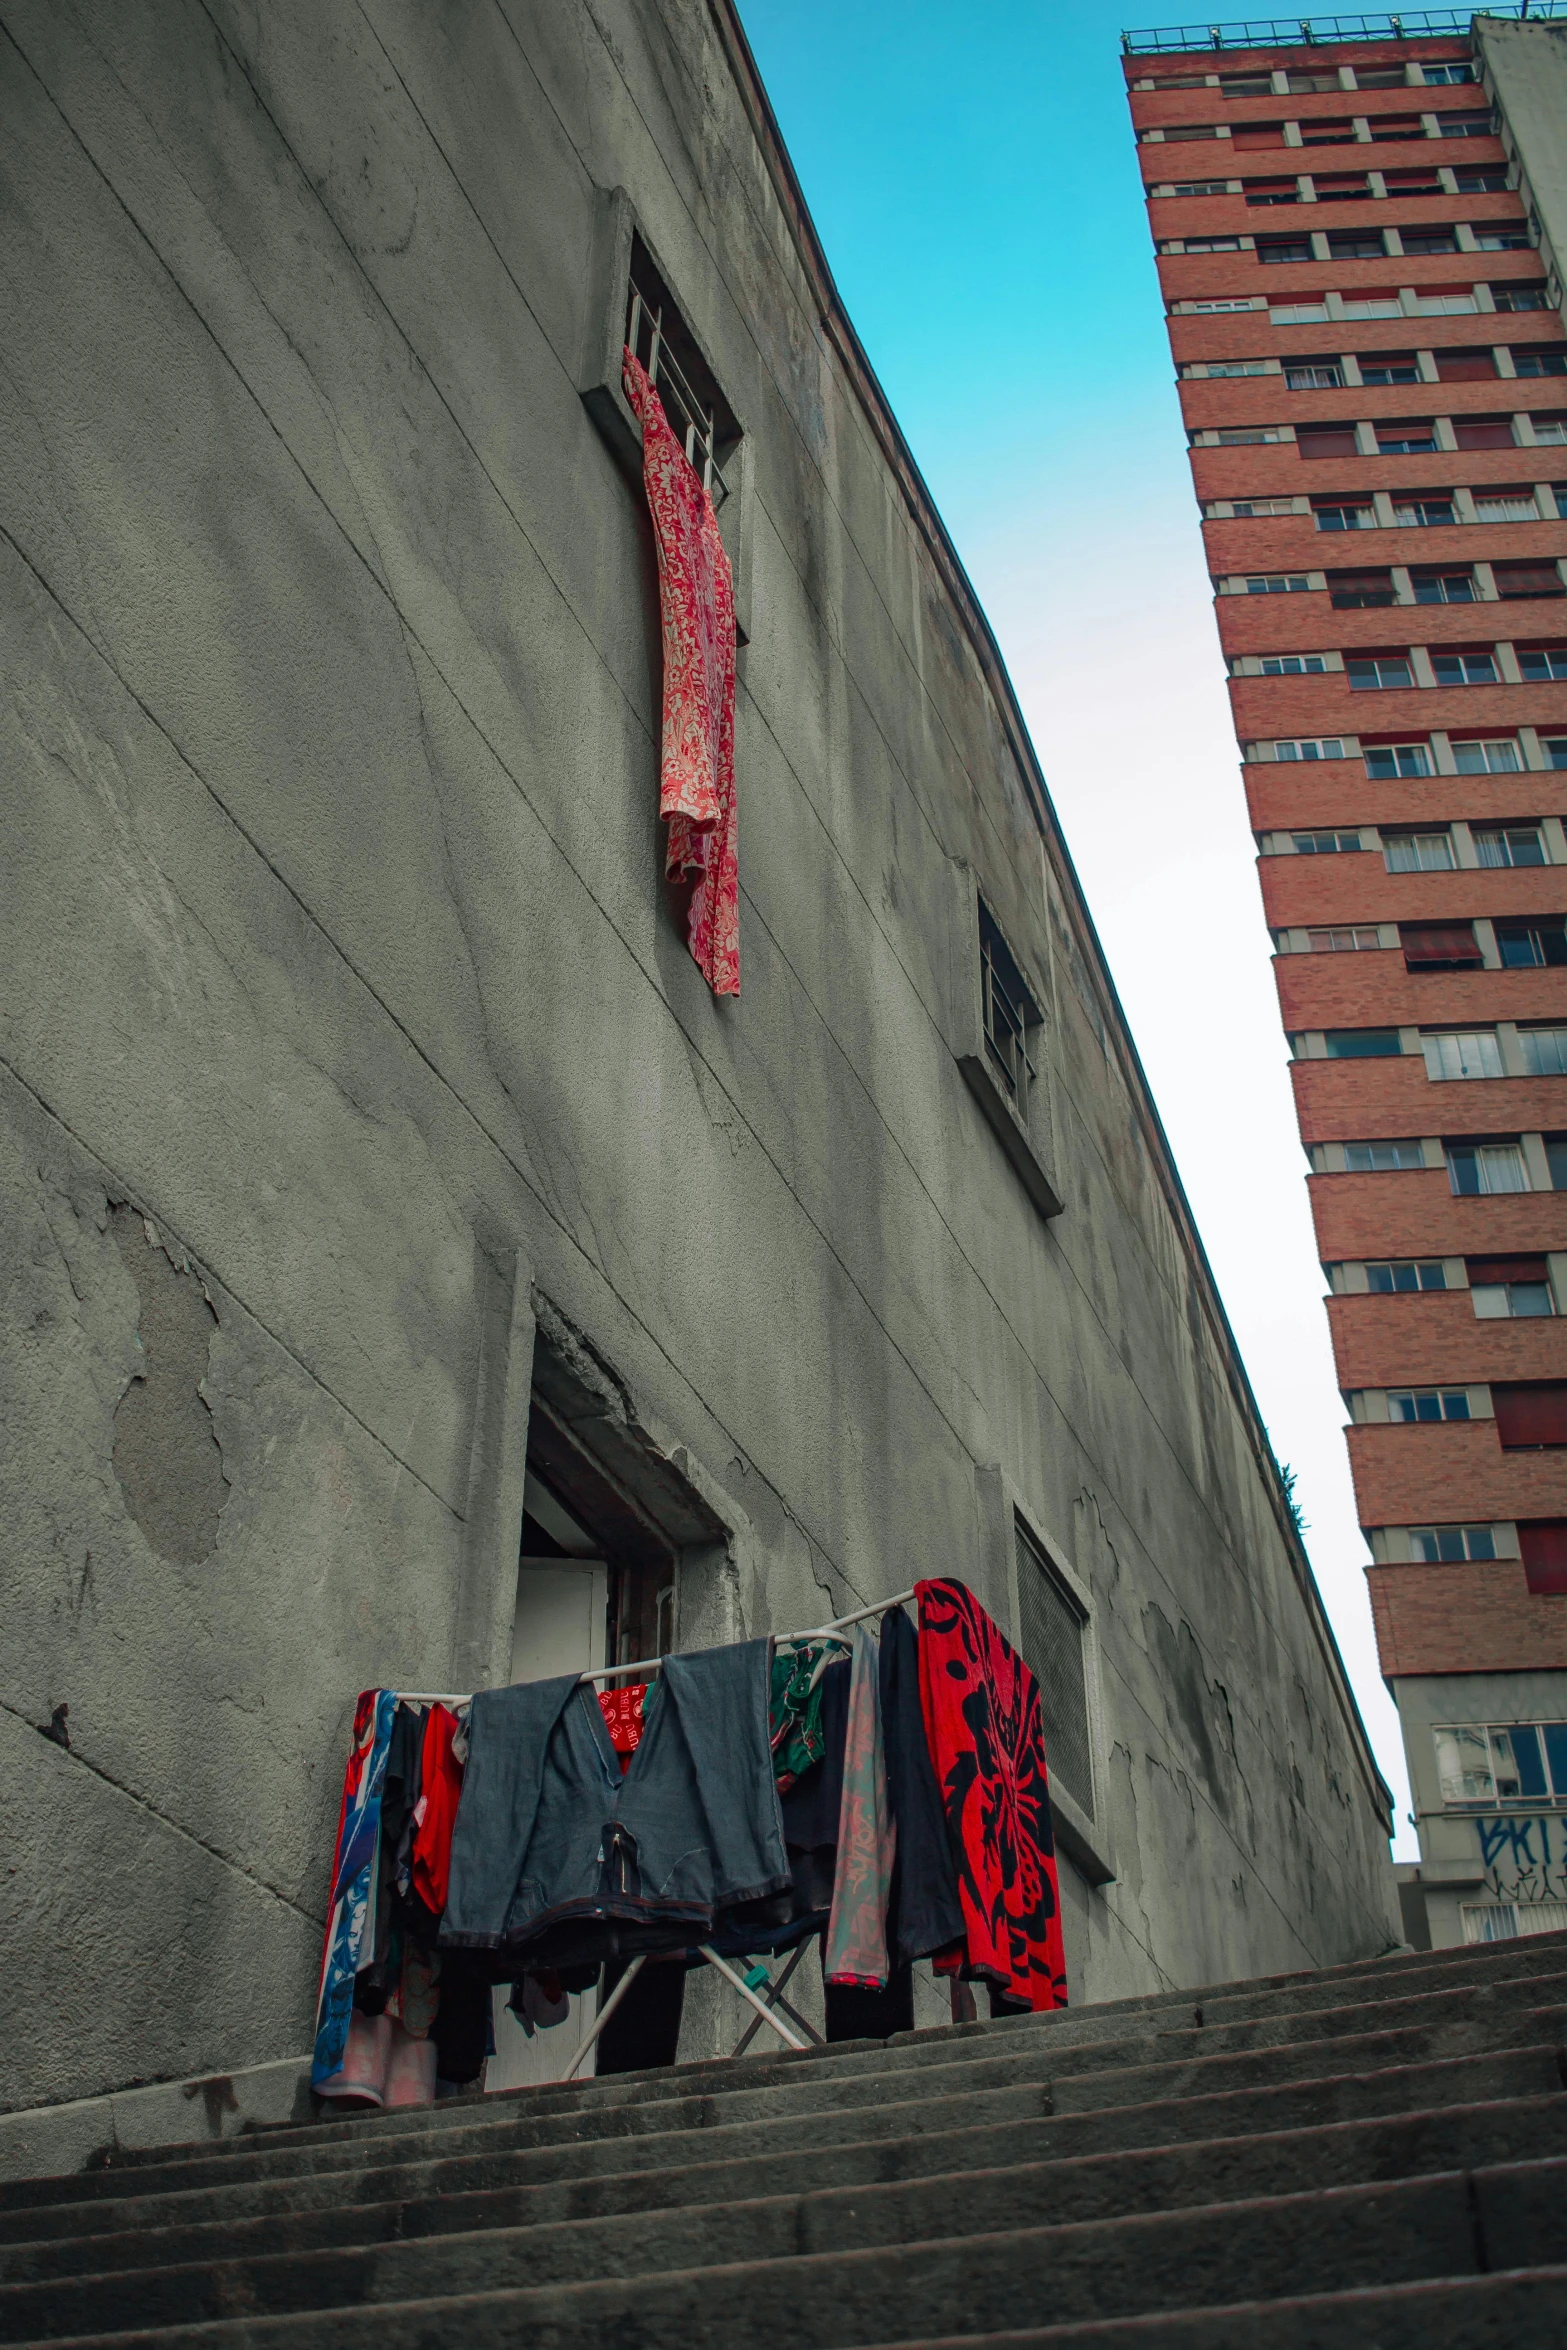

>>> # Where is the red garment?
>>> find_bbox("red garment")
[915,1578,1068,2012]
[409,1703,463,1917]
[621,349,739,997]
[597,1682,647,1776]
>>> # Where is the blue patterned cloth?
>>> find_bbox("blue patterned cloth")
[311,1688,397,2087]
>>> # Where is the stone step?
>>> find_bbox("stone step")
[7,1976,1562,2230]
[848,2266,1567,2349]
[2,2040,1558,2254]
[19,2157,1567,2349]
[3,2089,1565,2334]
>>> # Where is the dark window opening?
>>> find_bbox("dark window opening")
[1494,284,1551,312]
[1512,346,1567,378]
[980,904,1040,1116]
[1498,922,1567,969]
[1412,568,1476,603]
[1014,1514,1093,1818]
[1365,114,1430,142]
[1359,352,1422,385]
[1434,349,1498,382]
[1288,357,1346,388]
[524,1393,678,1677]
[625,235,740,507]
[1494,563,1565,601]
[1399,227,1460,257]
[1325,1028,1403,1058]
[1331,567,1397,608]
[1328,230,1389,260]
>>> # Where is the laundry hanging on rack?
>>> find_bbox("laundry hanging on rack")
[823,1621,896,1989]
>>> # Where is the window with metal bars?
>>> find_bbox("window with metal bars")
[1014,1514,1094,1821]
[979,904,1039,1119]
[624,235,739,508]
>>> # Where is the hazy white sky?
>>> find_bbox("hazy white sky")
[737,0,1417,1856]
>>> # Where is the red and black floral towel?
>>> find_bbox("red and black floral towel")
[915,1577,1069,2012]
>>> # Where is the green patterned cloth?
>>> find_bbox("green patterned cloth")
[769,1639,836,1791]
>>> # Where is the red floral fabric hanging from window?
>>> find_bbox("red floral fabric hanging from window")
[622,349,739,997]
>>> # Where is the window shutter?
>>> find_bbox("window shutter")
[1494,1384,1567,1449]
[1014,1516,1094,1819]
[1468,1255,1550,1285]
[1299,427,1361,458]
[1454,419,1518,450]
[1521,1520,1567,1594]
[1494,564,1564,598]
[1402,923,1482,965]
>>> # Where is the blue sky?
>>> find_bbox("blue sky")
[737,0,1418,1856]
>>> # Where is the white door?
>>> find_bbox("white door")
[485,1551,608,2091]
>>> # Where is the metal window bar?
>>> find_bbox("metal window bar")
[627,281,730,509]
[982,929,1037,1109]
[1123,2,1565,50]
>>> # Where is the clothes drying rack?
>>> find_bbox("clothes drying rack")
[390,1584,918,2076]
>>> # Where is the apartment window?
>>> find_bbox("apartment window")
[1511,348,1567,379]
[1246,574,1312,593]
[1152,123,1224,142]
[1436,111,1497,137]
[1293,829,1363,853]
[1346,295,1409,318]
[1366,743,1433,776]
[1403,921,1482,967]
[1497,921,1567,968]
[1190,297,1263,312]
[1332,568,1397,609]
[625,243,737,505]
[1385,831,1454,871]
[1520,646,1567,681]
[1327,230,1390,261]
[1547,741,1567,771]
[1390,1388,1472,1422]
[1378,421,1439,454]
[1272,301,1332,323]
[1473,490,1539,521]
[1299,425,1362,458]
[1495,1384,1567,1448]
[1436,1722,1567,1809]
[1421,65,1475,85]
[1354,65,1410,89]
[1285,70,1339,94]
[979,905,1039,1115]
[1401,228,1461,258]
[1447,1139,1529,1194]
[1192,356,1271,373]
[1367,1259,1447,1291]
[1307,926,1382,950]
[1475,826,1546,868]
[1014,1515,1093,1818]
[1302,117,1362,146]
[1378,171,1440,200]
[1349,654,1415,689]
[1315,501,1377,531]
[1245,179,1300,207]
[1494,285,1551,311]
[1453,167,1509,195]
[1453,739,1522,773]
[1226,497,1304,515]
[1260,654,1327,675]
[1532,415,1567,445]
[1557,486,1567,520]
[1173,236,1245,255]
[1470,1255,1555,1318]
[1213,424,1282,441]
[1327,1028,1404,1058]
[1423,1030,1504,1081]
[1415,292,1478,316]
[1276,738,1345,760]
[1412,1525,1498,1561]
[1493,563,1565,601]
[1220,73,1274,97]
[1474,226,1533,251]
[1171,181,1237,198]
[1393,497,1458,526]
[1347,1138,1426,1170]
[1412,569,1477,603]
[1453,416,1517,450]
[1435,350,1498,383]
[1431,651,1498,685]
[1234,123,1289,152]
[1287,361,1346,389]
[1550,1134,1567,1189]
[1360,352,1422,386]
[1520,1027,1567,1077]
[1258,237,1315,264]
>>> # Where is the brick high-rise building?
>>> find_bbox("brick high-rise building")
[1126,10,1567,1947]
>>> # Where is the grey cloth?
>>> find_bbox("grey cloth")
[441,1640,789,1954]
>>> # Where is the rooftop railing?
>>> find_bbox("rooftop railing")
[1123,2,1567,53]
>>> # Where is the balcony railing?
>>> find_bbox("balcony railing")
[1123,2,1567,53]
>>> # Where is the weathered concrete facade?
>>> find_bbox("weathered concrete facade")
[0,0,1397,2152]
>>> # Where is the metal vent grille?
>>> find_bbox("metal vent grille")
[1014,1514,1093,1818]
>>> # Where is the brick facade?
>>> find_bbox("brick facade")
[1368,1557,1567,1673]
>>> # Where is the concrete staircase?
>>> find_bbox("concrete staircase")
[4,1930,1567,2347]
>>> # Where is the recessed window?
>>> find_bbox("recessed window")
[1447,1139,1529,1194]
[1475,826,1546,868]
[1471,1255,1555,1318]
[1453,167,1509,194]
[1498,921,1567,968]
[1347,1138,1427,1170]
[1403,922,1482,968]
[1301,117,1361,146]
[1547,740,1567,772]
[625,238,739,505]
[1220,72,1274,97]
[1532,415,1567,445]
[1520,646,1567,681]
[1474,225,1533,251]
[1224,498,1303,515]
[1189,297,1264,312]
[1212,424,1283,442]
[1385,831,1455,871]
[1350,654,1415,690]
[1453,415,1517,450]
[1413,1525,1498,1562]
[1414,291,1478,316]
[1156,122,1224,142]
[1271,300,1332,323]
[1436,110,1497,137]
[1014,1514,1093,1818]
[1345,295,1408,319]
[1520,1027,1567,1077]
[1317,172,1377,202]
[1421,65,1476,86]
[1550,1134,1567,1190]
[1512,347,1567,379]
[1331,568,1397,609]
[1393,497,1458,526]
[1258,236,1315,264]
[1190,355,1271,373]
[1412,569,1476,604]
[1495,1383,1567,1448]
[1368,1259,1447,1291]
[1307,926,1382,950]
[1327,1028,1404,1058]
[1260,654,1327,675]
[1493,563,1565,601]
[1400,228,1461,258]
[1435,350,1499,384]
[1287,360,1347,389]
[1474,490,1539,521]
[1293,829,1363,853]
[1366,743,1433,776]
[1390,1388,1472,1421]
[1453,739,1522,774]
[1172,235,1245,255]
[1354,65,1410,89]
[1381,170,1444,200]
[1299,425,1362,459]
[1246,574,1312,593]
[1494,285,1551,312]
[1377,421,1440,454]
[1275,737,1345,760]
[1315,501,1377,532]
[1432,651,1498,685]
[1436,1722,1567,1812]
[1360,352,1423,386]
[1328,230,1388,260]
[1423,1030,1504,1081]
[979,904,1039,1117]
[1285,70,1339,94]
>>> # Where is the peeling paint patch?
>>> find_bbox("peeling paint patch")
[108,1206,228,1564]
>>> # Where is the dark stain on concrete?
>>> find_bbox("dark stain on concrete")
[109,1205,229,1564]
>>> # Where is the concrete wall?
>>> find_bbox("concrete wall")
[0,0,1397,2146]
[1482,16,1567,314]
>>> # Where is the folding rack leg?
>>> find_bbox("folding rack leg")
[563,1952,647,2081]
[729,1940,821,2059]
[698,1944,807,2051]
